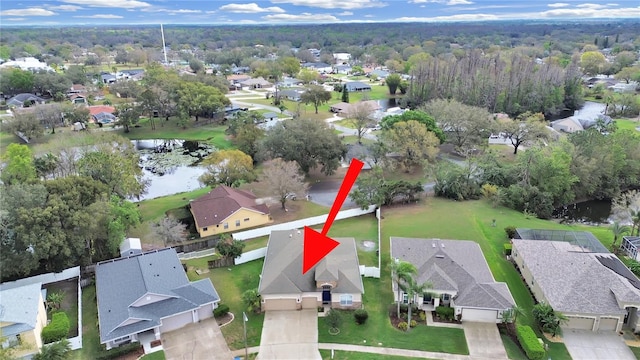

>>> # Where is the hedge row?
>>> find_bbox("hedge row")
[435,306,454,320]
[516,325,545,360]
[95,343,141,360]
[42,312,70,344]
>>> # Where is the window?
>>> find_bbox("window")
[340,294,353,306]
[202,227,208,231]
[442,294,450,301]
[223,223,229,229]
[423,293,432,304]
[402,293,409,304]
[244,218,250,222]
[236,220,241,227]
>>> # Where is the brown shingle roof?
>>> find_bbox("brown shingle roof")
[190,185,269,228]
[89,105,115,116]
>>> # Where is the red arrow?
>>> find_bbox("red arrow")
[303,159,364,274]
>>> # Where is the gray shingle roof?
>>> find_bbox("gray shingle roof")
[0,282,42,336]
[95,248,219,343]
[258,230,364,295]
[512,240,640,315]
[391,238,515,310]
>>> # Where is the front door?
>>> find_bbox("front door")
[322,285,331,304]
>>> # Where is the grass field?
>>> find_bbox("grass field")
[318,278,469,354]
[71,285,101,360]
[139,351,166,360]
[184,258,265,350]
[616,118,640,132]
[123,118,233,150]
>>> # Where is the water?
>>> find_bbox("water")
[548,101,606,121]
[552,199,612,224]
[132,139,213,202]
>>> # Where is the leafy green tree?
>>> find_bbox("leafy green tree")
[217,237,246,259]
[300,85,332,114]
[385,73,402,95]
[32,339,71,360]
[380,110,445,143]
[615,66,640,84]
[298,68,319,84]
[279,56,301,77]
[259,158,308,210]
[189,58,204,73]
[33,70,71,98]
[226,111,264,136]
[532,302,568,337]
[3,111,44,140]
[234,123,265,161]
[500,114,548,154]
[389,259,417,318]
[34,153,60,179]
[199,149,255,187]
[0,68,34,95]
[381,120,440,172]
[115,103,141,133]
[63,65,87,85]
[433,161,481,201]
[46,291,65,311]
[242,288,262,314]
[1,144,37,185]
[261,118,346,175]
[177,82,229,121]
[580,51,606,75]
[325,309,342,332]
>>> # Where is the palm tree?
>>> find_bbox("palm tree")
[242,288,261,314]
[33,339,71,360]
[610,222,631,250]
[46,291,65,312]
[404,277,432,331]
[501,305,525,324]
[389,259,417,318]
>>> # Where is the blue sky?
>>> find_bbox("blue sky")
[1,0,639,26]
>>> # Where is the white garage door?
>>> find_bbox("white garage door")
[462,308,498,322]
[301,297,318,309]
[160,311,193,332]
[263,298,297,311]
[566,316,595,330]
[598,317,619,331]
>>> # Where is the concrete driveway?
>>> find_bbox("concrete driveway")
[462,322,508,359]
[257,310,321,360]
[308,181,358,209]
[161,317,232,360]
[562,329,635,360]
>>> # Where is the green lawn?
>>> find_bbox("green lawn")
[123,118,233,150]
[0,131,20,155]
[501,334,527,359]
[616,118,640,132]
[140,351,166,360]
[71,285,101,360]
[319,350,429,360]
[137,187,212,221]
[184,258,265,350]
[630,346,640,359]
[324,215,379,267]
[318,278,469,354]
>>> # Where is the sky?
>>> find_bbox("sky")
[1,0,639,26]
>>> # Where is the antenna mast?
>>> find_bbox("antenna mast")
[160,24,168,65]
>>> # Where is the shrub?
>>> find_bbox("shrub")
[435,306,454,321]
[410,320,417,328]
[399,303,408,314]
[213,304,229,318]
[419,311,426,322]
[516,325,545,360]
[325,309,342,330]
[397,321,408,331]
[42,312,70,344]
[354,309,368,325]
[504,243,513,256]
[95,343,142,360]
[504,226,517,239]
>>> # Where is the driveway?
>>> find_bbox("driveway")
[161,317,232,360]
[461,322,508,359]
[308,180,358,209]
[257,310,321,360]
[562,329,635,360]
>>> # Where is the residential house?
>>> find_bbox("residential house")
[329,100,380,116]
[344,81,372,92]
[6,93,45,108]
[551,117,584,133]
[189,185,271,237]
[332,64,352,75]
[231,66,250,74]
[96,248,220,351]
[262,112,279,122]
[0,283,48,358]
[621,236,640,261]
[120,69,145,81]
[611,82,637,93]
[368,69,390,79]
[280,77,304,87]
[332,53,351,62]
[89,105,115,123]
[69,94,87,105]
[258,230,364,311]
[67,84,87,96]
[227,74,251,84]
[391,238,515,323]
[101,73,116,84]
[512,230,640,332]
[240,77,272,89]
[302,62,333,74]
[278,88,305,102]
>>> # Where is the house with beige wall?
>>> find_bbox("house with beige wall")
[190,185,272,237]
[0,282,48,358]
[512,238,640,332]
[258,230,364,311]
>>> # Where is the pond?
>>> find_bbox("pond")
[133,139,214,202]
[548,101,606,121]
[552,198,612,225]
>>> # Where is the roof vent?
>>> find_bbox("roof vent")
[436,254,445,259]
[432,243,436,248]
[289,233,292,238]
[297,230,301,234]
[441,243,445,248]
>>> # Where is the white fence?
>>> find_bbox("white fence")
[234,247,267,265]
[359,265,380,278]
[178,248,216,260]
[232,205,376,240]
[0,267,82,350]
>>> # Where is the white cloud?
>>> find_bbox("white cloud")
[263,12,339,21]
[338,11,353,15]
[5,17,27,21]
[269,0,386,10]
[219,3,285,13]
[409,0,473,4]
[170,9,202,13]
[576,3,608,9]
[547,2,570,7]
[0,8,57,16]
[395,13,498,21]
[540,6,640,17]
[206,10,218,14]
[60,0,151,9]
[364,14,375,17]
[74,14,124,18]
[47,5,83,11]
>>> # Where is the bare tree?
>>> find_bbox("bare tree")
[153,216,188,246]
[347,101,375,144]
[260,158,308,210]
[612,190,640,236]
